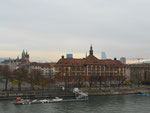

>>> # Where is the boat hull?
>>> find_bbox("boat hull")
[14,98,88,105]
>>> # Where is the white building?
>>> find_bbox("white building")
[29,62,56,78]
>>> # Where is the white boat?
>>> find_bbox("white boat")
[40,99,50,103]
[32,99,38,102]
[14,89,88,105]
[73,88,88,100]
[52,97,63,102]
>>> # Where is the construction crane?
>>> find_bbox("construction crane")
[127,58,144,63]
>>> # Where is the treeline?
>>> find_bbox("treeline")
[0,66,54,91]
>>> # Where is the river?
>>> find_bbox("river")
[0,95,150,113]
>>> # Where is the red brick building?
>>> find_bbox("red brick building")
[126,64,150,84]
[55,46,125,87]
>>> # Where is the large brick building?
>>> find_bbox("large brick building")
[126,64,150,84]
[55,46,125,87]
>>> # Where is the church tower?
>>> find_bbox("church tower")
[25,50,29,61]
[22,50,25,59]
[89,45,93,55]
[21,50,29,61]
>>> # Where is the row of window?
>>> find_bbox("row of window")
[58,67,122,71]
[63,72,122,76]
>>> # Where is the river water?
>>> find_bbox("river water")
[0,95,150,113]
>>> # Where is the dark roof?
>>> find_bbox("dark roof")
[30,62,56,68]
[85,55,99,64]
[99,60,123,66]
[56,55,124,67]
[57,58,86,66]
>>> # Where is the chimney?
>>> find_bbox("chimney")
[61,55,64,59]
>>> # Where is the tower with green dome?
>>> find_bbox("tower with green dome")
[21,50,29,61]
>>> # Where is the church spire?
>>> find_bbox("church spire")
[85,52,87,58]
[89,45,93,55]
[22,50,25,56]
[26,50,28,55]
[22,50,26,59]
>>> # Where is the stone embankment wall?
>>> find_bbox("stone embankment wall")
[80,86,150,96]
[0,89,74,100]
[0,86,150,100]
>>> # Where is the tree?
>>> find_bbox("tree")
[13,67,27,91]
[28,69,35,90]
[28,69,43,90]
[45,77,55,89]
[1,66,11,91]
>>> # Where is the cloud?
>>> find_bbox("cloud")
[0,0,150,61]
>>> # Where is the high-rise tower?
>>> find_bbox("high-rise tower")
[120,57,126,64]
[101,51,107,60]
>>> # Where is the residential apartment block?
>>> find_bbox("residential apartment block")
[29,62,56,78]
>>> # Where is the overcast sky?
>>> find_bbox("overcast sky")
[0,0,150,62]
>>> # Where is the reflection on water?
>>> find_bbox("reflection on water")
[0,95,150,113]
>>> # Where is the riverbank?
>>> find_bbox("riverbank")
[0,86,150,100]
[0,89,74,100]
[81,86,150,96]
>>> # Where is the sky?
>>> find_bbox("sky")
[0,0,150,62]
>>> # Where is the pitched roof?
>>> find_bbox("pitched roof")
[49,63,56,67]
[99,60,123,66]
[30,62,56,67]
[56,58,86,66]
[85,55,99,64]
[56,55,123,67]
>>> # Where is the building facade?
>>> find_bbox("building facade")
[29,62,56,78]
[126,64,150,84]
[0,50,30,71]
[55,46,125,87]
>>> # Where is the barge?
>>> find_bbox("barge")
[14,89,88,105]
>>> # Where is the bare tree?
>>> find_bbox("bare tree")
[13,67,27,91]
[1,66,11,91]
[28,69,35,90]
[28,69,43,90]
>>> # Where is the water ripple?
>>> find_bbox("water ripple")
[1,95,150,113]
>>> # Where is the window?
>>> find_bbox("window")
[71,72,75,76]
[77,72,80,76]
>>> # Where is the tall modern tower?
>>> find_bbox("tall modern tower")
[101,52,107,60]
[120,57,126,64]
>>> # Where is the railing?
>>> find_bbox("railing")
[0,88,75,99]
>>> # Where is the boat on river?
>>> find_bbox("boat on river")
[137,91,150,96]
[14,96,88,105]
[14,89,88,105]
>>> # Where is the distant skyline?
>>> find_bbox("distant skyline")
[101,52,107,60]
[1,0,150,62]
